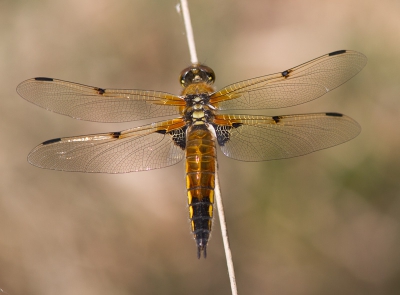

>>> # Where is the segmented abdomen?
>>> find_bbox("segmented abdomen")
[185,125,216,258]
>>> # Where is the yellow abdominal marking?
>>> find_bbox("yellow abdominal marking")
[191,221,195,231]
[208,204,213,217]
[189,206,194,218]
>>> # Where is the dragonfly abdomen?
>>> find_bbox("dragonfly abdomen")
[185,125,216,258]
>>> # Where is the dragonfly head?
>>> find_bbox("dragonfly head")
[180,64,215,88]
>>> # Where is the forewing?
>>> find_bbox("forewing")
[210,50,367,110]
[17,78,185,122]
[27,119,186,173]
[213,113,360,161]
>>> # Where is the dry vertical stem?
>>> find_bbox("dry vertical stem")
[178,1,238,294]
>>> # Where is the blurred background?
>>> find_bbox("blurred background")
[1,0,399,294]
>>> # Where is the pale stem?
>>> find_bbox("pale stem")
[214,169,238,295]
[179,0,199,64]
[178,1,238,294]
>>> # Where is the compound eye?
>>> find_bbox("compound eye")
[179,65,216,88]
[179,68,195,87]
[198,65,215,84]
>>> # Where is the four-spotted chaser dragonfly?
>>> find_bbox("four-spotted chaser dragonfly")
[17,49,366,258]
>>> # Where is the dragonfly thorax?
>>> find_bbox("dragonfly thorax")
[184,93,215,126]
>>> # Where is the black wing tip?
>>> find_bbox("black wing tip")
[329,50,347,56]
[34,77,54,81]
[42,138,61,145]
[325,112,343,117]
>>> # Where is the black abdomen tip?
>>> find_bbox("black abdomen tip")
[196,237,208,259]
[197,245,207,259]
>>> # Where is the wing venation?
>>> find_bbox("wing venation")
[27,119,186,173]
[210,50,367,110]
[17,78,184,122]
[213,113,361,161]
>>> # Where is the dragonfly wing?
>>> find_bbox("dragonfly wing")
[212,113,361,161]
[28,119,186,173]
[210,50,367,110]
[17,78,185,122]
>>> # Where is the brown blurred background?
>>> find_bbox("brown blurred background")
[1,0,400,294]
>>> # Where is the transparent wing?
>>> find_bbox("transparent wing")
[27,119,186,173]
[17,77,185,122]
[210,50,367,110]
[213,113,360,161]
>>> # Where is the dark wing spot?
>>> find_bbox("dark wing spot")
[95,87,106,95]
[169,126,187,150]
[155,129,167,135]
[42,138,61,145]
[35,77,54,82]
[110,131,121,138]
[272,116,281,123]
[325,112,343,117]
[329,50,346,56]
[281,70,289,77]
[213,124,232,146]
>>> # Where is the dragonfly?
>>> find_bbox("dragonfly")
[17,49,366,258]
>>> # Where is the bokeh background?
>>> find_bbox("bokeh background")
[1,0,399,294]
